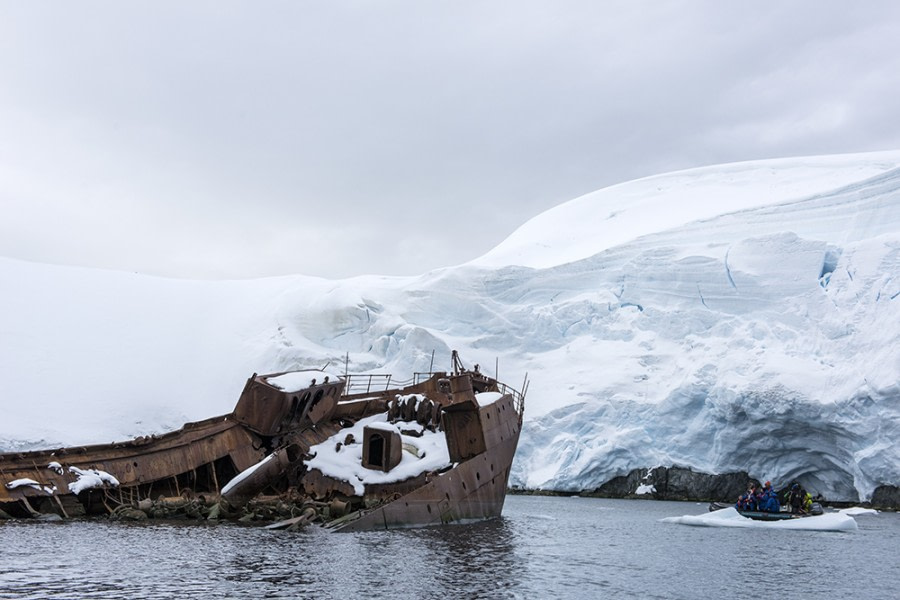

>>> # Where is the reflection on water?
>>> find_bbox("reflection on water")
[1,497,898,599]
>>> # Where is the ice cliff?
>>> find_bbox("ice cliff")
[2,151,899,502]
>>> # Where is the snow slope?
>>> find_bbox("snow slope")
[472,151,900,270]
[2,151,899,502]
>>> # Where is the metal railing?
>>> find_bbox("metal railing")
[498,381,527,423]
[342,371,527,422]
[341,374,394,396]
[341,371,441,396]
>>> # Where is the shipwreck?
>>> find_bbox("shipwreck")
[0,352,526,531]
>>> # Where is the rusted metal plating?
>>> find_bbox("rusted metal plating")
[0,355,526,529]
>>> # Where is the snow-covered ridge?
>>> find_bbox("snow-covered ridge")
[472,150,900,270]
[1,151,898,502]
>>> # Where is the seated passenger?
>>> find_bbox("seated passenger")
[787,483,804,514]
[754,485,766,510]
[747,484,759,510]
[801,487,813,513]
[759,481,781,512]
[735,482,758,510]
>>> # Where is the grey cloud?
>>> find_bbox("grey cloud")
[2,1,899,279]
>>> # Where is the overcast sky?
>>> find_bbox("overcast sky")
[2,1,899,280]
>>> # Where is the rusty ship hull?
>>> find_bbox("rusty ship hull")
[1,354,526,530]
[334,387,522,531]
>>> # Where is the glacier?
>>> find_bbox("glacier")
[1,150,899,503]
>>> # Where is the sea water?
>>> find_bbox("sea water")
[1,496,897,599]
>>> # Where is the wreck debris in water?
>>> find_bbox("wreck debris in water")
[0,352,526,530]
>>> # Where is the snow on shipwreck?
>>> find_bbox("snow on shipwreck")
[0,352,527,531]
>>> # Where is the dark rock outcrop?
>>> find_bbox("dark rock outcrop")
[650,466,751,502]
[870,485,900,510]
[586,469,647,498]
[585,466,755,503]
[559,467,899,510]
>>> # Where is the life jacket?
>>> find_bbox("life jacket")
[736,490,759,511]
[760,489,780,512]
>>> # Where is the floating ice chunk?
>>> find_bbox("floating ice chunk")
[661,507,858,532]
[839,506,879,516]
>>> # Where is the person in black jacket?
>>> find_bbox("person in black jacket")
[786,483,805,514]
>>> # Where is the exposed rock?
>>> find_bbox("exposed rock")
[584,466,753,503]
[35,513,63,521]
[569,467,900,509]
[650,467,752,502]
[586,469,647,498]
[870,485,900,510]
[111,507,148,521]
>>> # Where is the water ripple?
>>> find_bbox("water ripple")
[1,498,898,599]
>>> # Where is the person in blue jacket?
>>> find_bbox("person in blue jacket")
[758,480,781,512]
[735,482,758,510]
